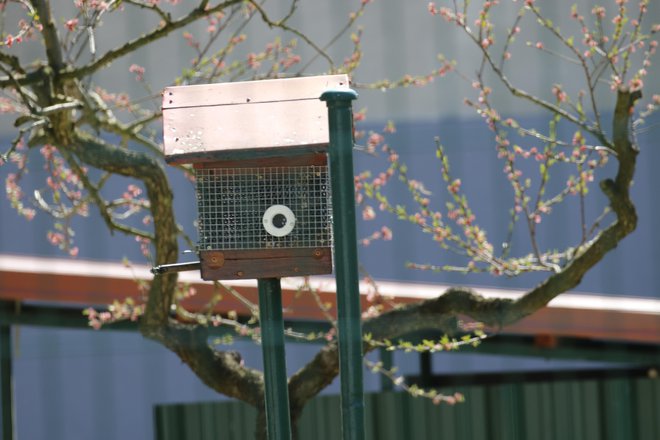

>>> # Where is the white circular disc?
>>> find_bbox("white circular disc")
[262,205,296,237]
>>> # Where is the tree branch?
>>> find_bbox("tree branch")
[289,87,639,413]
[32,0,65,72]
[459,19,612,148]
[248,0,335,69]
[59,0,243,81]
[66,131,266,409]
[0,51,25,75]
[68,131,179,332]
[162,325,265,407]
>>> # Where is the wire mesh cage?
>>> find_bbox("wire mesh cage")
[196,164,332,251]
[194,154,333,280]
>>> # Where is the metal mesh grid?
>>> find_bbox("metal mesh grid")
[196,165,332,250]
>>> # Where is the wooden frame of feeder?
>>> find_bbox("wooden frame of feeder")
[162,75,350,281]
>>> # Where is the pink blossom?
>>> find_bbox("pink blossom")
[65,18,79,31]
[572,132,584,146]
[48,232,64,246]
[46,176,59,190]
[23,209,35,221]
[230,35,246,45]
[183,32,198,48]
[367,132,384,151]
[135,236,151,258]
[362,305,380,319]
[129,64,145,81]
[448,178,461,194]
[281,55,301,69]
[629,78,643,91]
[247,53,260,69]
[362,205,376,220]
[324,328,336,341]
[552,85,566,103]
[123,184,142,199]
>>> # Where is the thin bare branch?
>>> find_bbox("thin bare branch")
[248,0,334,69]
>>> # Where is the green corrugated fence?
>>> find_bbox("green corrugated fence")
[155,376,660,440]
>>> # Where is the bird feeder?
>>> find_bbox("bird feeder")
[160,75,350,280]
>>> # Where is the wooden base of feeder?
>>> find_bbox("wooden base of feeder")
[200,247,332,280]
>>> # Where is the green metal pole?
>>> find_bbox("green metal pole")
[258,278,292,440]
[0,323,13,440]
[321,89,365,440]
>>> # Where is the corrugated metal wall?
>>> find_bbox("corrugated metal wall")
[155,376,660,440]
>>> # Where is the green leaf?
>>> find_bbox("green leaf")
[363,182,373,197]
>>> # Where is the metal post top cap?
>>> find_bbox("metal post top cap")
[320,88,358,102]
